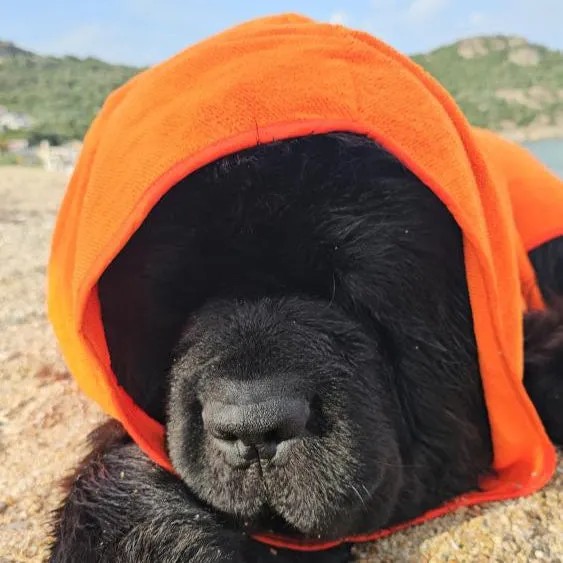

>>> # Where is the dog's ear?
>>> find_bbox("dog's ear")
[523,301,563,446]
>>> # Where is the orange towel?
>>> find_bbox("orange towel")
[47,14,562,551]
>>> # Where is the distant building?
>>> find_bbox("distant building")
[7,138,29,152]
[12,148,42,167]
[36,140,82,174]
[0,110,33,131]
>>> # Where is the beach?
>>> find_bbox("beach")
[0,165,561,562]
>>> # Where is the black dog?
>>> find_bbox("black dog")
[49,133,563,562]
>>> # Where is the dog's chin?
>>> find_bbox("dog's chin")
[199,474,358,540]
[175,449,399,541]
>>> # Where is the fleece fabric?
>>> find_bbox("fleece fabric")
[47,13,562,551]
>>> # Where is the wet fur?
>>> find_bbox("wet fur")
[49,133,563,562]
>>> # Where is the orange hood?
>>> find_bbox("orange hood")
[47,14,561,551]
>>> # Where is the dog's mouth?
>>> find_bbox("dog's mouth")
[201,451,368,540]
[224,482,343,541]
[241,505,314,540]
[170,392,393,539]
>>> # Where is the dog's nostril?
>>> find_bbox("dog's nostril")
[235,440,258,461]
[203,398,309,465]
[264,429,281,444]
[211,428,237,442]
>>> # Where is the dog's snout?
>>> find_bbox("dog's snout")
[203,398,309,466]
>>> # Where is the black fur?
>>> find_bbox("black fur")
[49,133,563,562]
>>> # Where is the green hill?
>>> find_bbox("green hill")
[411,36,563,133]
[0,41,139,141]
[1,35,562,143]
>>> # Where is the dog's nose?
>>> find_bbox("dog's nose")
[203,398,309,466]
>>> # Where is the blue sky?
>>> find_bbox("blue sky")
[2,0,562,66]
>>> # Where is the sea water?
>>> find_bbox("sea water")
[523,138,563,178]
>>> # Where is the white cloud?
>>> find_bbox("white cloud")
[330,11,349,25]
[405,0,448,23]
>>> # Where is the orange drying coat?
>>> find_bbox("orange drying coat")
[48,14,562,551]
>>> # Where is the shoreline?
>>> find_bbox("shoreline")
[1,128,561,173]
[498,127,563,143]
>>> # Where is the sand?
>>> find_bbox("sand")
[0,166,561,562]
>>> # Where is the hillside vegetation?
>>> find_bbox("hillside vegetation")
[1,35,562,142]
[412,36,563,134]
[0,41,139,141]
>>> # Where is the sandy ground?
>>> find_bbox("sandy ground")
[0,165,561,562]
